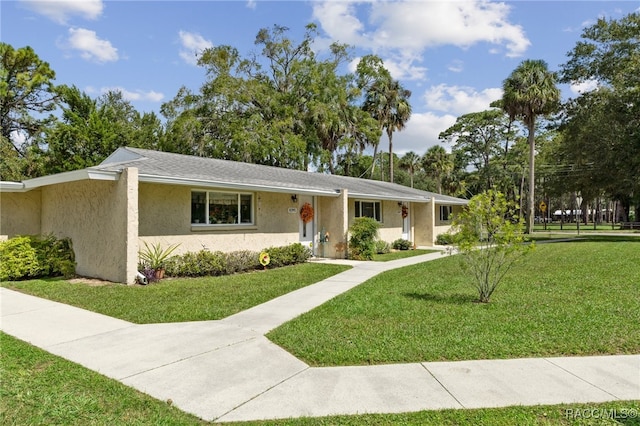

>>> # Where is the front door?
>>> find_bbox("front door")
[298,195,315,255]
[402,204,410,241]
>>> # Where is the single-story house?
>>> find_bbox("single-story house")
[1,147,468,284]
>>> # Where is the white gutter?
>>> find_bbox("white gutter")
[0,181,26,192]
[348,192,430,203]
[138,174,342,197]
[1,169,120,192]
[20,169,120,190]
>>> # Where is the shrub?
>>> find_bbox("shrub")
[32,234,76,278]
[262,243,311,268]
[0,236,40,281]
[348,217,381,260]
[224,250,260,274]
[450,190,532,303]
[164,250,226,277]
[436,233,455,245]
[392,238,412,250]
[0,235,75,281]
[164,243,310,277]
[375,240,391,254]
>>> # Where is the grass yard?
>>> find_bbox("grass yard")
[0,332,207,425]
[2,263,350,324]
[268,241,640,366]
[2,332,638,426]
[373,249,437,261]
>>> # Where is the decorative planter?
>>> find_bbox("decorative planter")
[154,268,165,280]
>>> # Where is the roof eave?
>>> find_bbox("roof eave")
[138,174,341,197]
[0,181,26,192]
[348,192,429,203]
[1,169,120,192]
[22,169,120,190]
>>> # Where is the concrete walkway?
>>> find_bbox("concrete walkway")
[1,251,638,423]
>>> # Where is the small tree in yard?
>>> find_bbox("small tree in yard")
[450,190,532,303]
[348,217,381,260]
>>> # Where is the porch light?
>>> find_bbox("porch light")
[291,194,298,203]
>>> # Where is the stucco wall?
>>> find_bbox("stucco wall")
[41,169,138,283]
[139,185,300,254]
[317,191,348,258]
[346,199,404,244]
[413,200,434,247]
[0,191,42,238]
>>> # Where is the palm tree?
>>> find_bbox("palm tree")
[501,59,560,233]
[422,145,453,194]
[362,78,412,183]
[399,151,421,188]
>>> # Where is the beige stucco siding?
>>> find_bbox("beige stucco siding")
[0,191,42,238]
[139,183,191,236]
[346,199,404,244]
[317,190,348,258]
[41,169,138,283]
[139,186,300,254]
[413,200,434,246]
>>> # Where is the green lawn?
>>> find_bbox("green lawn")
[2,332,638,426]
[2,263,350,324]
[268,241,640,366]
[0,332,207,425]
[372,249,437,261]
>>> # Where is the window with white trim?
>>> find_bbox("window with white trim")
[191,191,254,225]
[355,200,382,222]
[439,205,453,222]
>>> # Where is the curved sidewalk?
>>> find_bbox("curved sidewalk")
[1,251,638,423]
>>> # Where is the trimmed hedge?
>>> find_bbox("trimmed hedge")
[164,243,311,278]
[392,238,412,250]
[0,235,76,281]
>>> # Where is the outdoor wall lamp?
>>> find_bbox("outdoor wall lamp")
[291,194,298,203]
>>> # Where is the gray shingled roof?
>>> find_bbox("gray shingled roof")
[97,147,468,204]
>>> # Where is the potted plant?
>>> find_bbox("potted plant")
[139,241,180,280]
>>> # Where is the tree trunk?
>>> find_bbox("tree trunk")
[388,129,394,183]
[526,120,536,234]
[370,143,379,178]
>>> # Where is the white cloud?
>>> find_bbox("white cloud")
[246,0,257,10]
[423,84,502,115]
[569,79,599,95]
[21,0,103,24]
[448,60,464,73]
[393,112,457,156]
[178,30,213,66]
[64,27,118,63]
[313,0,530,62]
[87,86,164,103]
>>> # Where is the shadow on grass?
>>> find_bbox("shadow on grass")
[403,292,477,305]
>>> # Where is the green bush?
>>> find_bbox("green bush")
[224,250,261,274]
[0,237,40,281]
[436,233,455,245]
[165,250,226,277]
[164,243,310,277]
[392,238,412,250]
[0,235,75,281]
[349,217,381,260]
[375,240,391,254]
[262,243,311,268]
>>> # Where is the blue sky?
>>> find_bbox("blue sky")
[3,0,639,156]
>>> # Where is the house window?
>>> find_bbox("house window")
[191,191,254,225]
[439,205,453,222]
[355,200,382,222]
